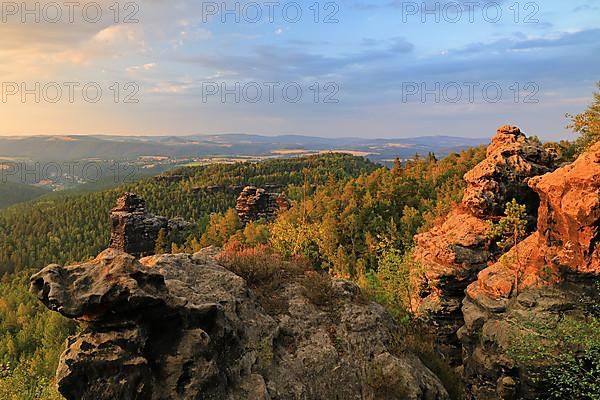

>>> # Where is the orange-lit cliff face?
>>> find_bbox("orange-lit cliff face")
[468,141,600,302]
[412,125,558,365]
[460,141,599,400]
[414,132,599,399]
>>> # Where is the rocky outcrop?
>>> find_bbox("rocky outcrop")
[31,247,449,400]
[413,126,557,365]
[154,174,187,183]
[413,211,492,364]
[109,193,191,258]
[463,125,557,219]
[235,186,290,224]
[459,142,600,399]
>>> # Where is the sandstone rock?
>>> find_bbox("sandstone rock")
[466,141,600,303]
[31,248,449,400]
[529,142,600,275]
[463,125,557,219]
[413,125,557,366]
[109,193,191,258]
[413,212,492,364]
[460,142,600,399]
[154,174,187,183]
[235,186,290,224]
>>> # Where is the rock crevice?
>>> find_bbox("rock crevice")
[414,126,598,399]
[413,125,557,365]
[459,142,600,399]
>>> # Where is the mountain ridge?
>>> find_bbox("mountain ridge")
[0,134,488,162]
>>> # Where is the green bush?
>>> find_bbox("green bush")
[507,288,600,400]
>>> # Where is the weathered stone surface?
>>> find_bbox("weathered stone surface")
[413,125,557,366]
[460,142,600,399]
[466,141,600,302]
[530,142,600,275]
[235,186,290,224]
[413,211,492,364]
[109,193,191,258]
[31,249,449,400]
[463,125,557,219]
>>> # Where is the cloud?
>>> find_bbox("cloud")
[0,0,597,139]
[454,29,600,54]
[0,0,213,78]
[511,29,600,50]
[173,36,415,83]
[573,4,600,12]
[148,81,193,94]
[127,63,157,76]
[361,37,414,52]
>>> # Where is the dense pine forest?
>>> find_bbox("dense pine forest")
[0,183,49,210]
[0,154,376,275]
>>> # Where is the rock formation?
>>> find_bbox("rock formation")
[27,127,597,400]
[31,248,449,400]
[154,174,187,183]
[463,125,557,219]
[413,126,557,365]
[459,141,600,399]
[192,183,285,196]
[109,193,191,258]
[235,186,290,224]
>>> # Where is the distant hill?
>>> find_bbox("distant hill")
[0,182,50,209]
[0,134,488,163]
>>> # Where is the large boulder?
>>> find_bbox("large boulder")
[31,248,449,400]
[459,142,600,399]
[413,125,557,365]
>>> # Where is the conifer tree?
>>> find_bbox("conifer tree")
[154,228,169,254]
[488,199,528,294]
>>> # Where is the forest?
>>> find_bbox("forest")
[0,149,486,398]
[0,83,598,399]
[0,183,49,210]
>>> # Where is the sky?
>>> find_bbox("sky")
[0,0,598,140]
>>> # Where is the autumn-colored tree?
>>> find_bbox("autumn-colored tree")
[241,221,270,247]
[391,157,403,175]
[376,238,423,314]
[0,153,377,396]
[567,81,600,154]
[200,209,242,247]
[154,228,169,254]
